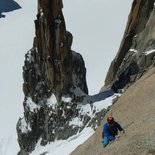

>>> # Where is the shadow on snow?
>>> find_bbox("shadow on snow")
[89,89,115,103]
[0,0,21,18]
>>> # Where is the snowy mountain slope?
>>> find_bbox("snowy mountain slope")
[0,0,21,17]
[29,94,117,155]
[0,0,37,154]
[0,0,132,155]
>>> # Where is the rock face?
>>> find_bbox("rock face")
[16,0,108,154]
[102,0,155,92]
[71,67,155,155]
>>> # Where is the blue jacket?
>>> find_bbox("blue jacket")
[103,122,124,140]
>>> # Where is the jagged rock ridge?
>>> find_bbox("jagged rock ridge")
[102,0,155,92]
[16,0,109,154]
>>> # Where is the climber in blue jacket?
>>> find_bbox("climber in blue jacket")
[102,116,125,147]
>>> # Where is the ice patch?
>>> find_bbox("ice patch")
[93,93,121,112]
[144,49,155,55]
[69,117,83,127]
[30,127,94,155]
[19,117,31,134]
[0,135,19,155]
[47,94,57,110]
[61,96,72,103]
[129,49,138,53]
[26,97,40,112]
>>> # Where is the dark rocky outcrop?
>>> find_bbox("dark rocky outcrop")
[17,0,108,154]
[102,0,155,92]
[0,0,21,18]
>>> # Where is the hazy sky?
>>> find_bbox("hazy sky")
[63,0,133,94]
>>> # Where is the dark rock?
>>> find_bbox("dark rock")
[83,115,91,126]
[103,0,155,92]
[40,152,48,155]
[17,0,90,154]
[0,0,21,18]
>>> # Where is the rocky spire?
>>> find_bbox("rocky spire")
[17,0,89,154]
[34,0,88,100]
[102,0,155,92]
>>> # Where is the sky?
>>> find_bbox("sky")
[0,0,37,154]
[0,0,133,154]
[63,0,133,94]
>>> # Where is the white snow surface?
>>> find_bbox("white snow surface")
[47,94,58,110]
[61,96,72,103]
[69,117,83,127]
[0,0,37,154]
[26,97,40,113]
[129,49,138,53]
[30,127,94,155]
[18,117,31,134]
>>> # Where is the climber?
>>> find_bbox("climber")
[102,116,125,147]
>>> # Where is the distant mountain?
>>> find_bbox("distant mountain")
[0,0,21,17]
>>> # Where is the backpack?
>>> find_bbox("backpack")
[108,124,118,136]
